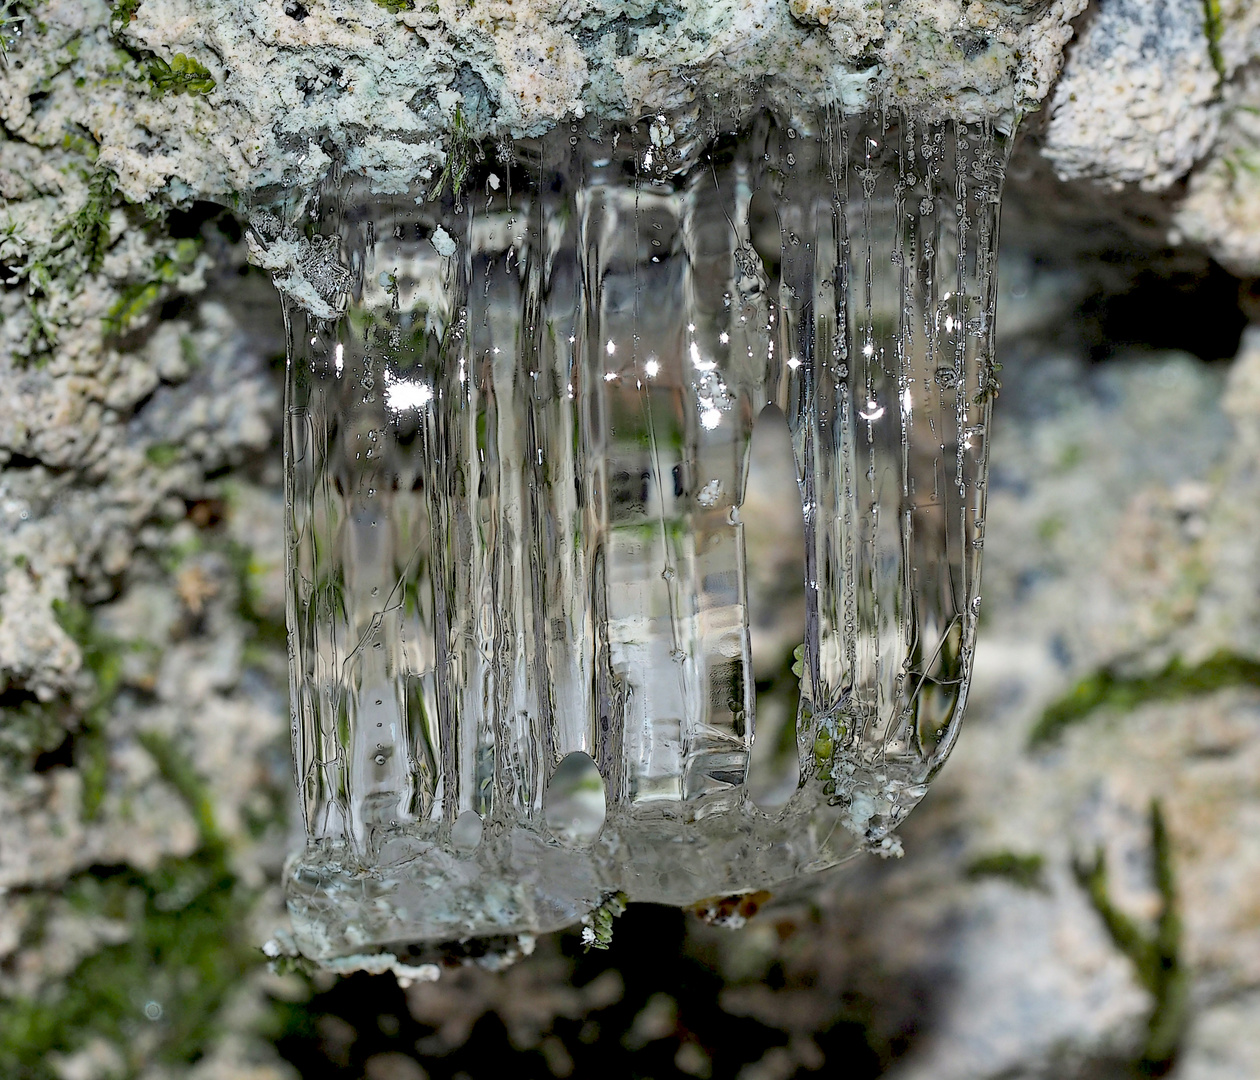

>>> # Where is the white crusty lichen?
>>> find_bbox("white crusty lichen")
[5,1,1085,205]
[0,0,1088,368]
[1041,0,1221,192]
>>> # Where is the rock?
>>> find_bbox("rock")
[4,2,1260,1077]
[682,320,1260,1080]
[1176,69,1260,276]
[1042,0,1220,192]
[1177,990,1260,1080]
[0,1,1083,208]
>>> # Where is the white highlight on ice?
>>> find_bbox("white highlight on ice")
[689,341,716,372]
[383,369,435,413]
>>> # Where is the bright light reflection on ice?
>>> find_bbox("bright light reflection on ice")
[644,358,660,378]
[690,341,716,372]
[384,374,435,413]
[859,400,885,420]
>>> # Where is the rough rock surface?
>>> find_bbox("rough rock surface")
[1041,0,1220,191]
[5,1,1260,1077]
[1176,67,1260,276]
[2,0,1084,201]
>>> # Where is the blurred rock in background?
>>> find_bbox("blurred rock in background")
[4,0,1260,1077]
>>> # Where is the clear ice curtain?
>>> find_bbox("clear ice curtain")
[271,104,1010,963]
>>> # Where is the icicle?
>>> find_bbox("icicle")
[274,104,1011,965]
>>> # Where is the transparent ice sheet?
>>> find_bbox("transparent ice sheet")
[273,105,1008,962]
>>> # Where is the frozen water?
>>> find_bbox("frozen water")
[274,105,1009,962]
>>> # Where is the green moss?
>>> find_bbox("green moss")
[583,891,628,951]
[0,736,264,1079]
[109,279,164,332]
[147,52,215,97]
[108,0,140,33]
[226,539,289,654]
[65,167,118,276]
[52,599,123,703]
[143,442,181,468]
[162,528,287,659]
[1073,801,1187,1075]
[372,0,415,10]
[105,236,201,334]
[429,104,476,204]
[1029,650,1260,747]
[1202,0,1226,83]
[0,695,74,761]
[179,333,201,369]
[51,598,128,819]
[966,851,1046,891]
[1035,514,1064,543]
[60,124,100,163]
